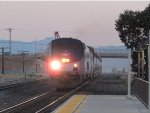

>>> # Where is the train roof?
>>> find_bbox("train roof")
[52,37,84,44]
[87,46,94,52]
[87,46,102,61]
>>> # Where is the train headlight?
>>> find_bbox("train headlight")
[73,64,78,68]
[50,60,61,70]
[61,58,66,63]
[61,58,70,63]
[66,58,70,62]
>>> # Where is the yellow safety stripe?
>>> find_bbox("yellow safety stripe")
[55,95,86,113]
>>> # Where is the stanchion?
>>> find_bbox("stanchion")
[127,48,132,98]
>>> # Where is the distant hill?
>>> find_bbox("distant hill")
[0,37,54,54]
[0,37,126,54]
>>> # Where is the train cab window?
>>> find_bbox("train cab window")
[69,44,81,49]
[51,40,84,58]
[52,43,65,49]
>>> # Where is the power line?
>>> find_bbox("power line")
[0,28,119,35]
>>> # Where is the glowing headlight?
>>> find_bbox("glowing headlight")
[50,60,61,70]
[61,58,70,63]
[61,58,66,63]
[74,64,78,68]
[66,59,70,62]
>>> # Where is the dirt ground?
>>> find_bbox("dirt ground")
[85,73,128,95]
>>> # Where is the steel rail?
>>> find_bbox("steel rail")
[0,78,48,90]
[35,81,89,113]
[0,90,55,113]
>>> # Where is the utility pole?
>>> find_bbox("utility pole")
[6,28,13,54]
[18,51,29,80]
[1,48,4,74]
[35,40,37,73]
[0,47,9,74]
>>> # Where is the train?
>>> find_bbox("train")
[44,37,102,89]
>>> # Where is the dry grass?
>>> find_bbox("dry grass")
[0,54,36,74]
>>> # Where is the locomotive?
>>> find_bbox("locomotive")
[45,37,102,89]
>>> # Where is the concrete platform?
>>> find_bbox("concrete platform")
[53,95,148,113]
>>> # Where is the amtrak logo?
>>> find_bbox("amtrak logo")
[61,50,70,56]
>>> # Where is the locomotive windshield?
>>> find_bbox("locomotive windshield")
[51,39,84,59]
[52,43,81,50]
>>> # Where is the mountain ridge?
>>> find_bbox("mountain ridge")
[0,37,126,54]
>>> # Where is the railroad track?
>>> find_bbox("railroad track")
[0,90,56,113]
[35,81,89,113]
[0,78,48,90]
[0,81,89,113]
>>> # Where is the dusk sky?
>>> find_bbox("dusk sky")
[0,1,149,46]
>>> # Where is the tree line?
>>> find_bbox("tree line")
[115,4,150,50]
[115,4,150,81]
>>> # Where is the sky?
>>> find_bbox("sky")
[0,1,149,46]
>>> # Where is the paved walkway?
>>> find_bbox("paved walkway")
[53,95,148,113]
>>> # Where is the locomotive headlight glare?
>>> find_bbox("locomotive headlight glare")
[50,60,61,70]
[61,58,70,63]
[61,58,66,63]
[74,64,78,67]
[66,59,70,62]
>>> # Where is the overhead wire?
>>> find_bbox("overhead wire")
[0,28,119,35]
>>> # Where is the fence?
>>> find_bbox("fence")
[0,54,40,74]
[132,77,148,107]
